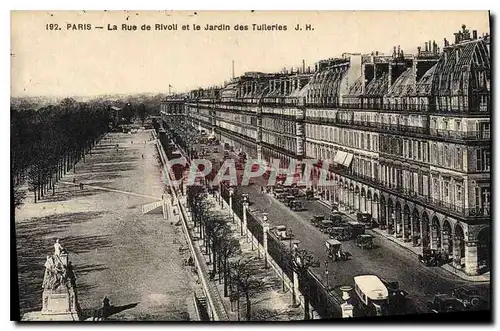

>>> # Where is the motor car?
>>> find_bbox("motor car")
[356,234,374,249]
[329,226,352,241]
[349,222,366,237]
[451,286,488,310]
[289,200,304,211]
[310,215,325,226]
[357,212,373,229]
[272,225,292,240]
[427,294,465,313]
[325,239,350,261]
[418,248,447,267]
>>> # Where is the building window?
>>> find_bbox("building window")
[456,184,462,202]
[476,148,491,171]
[433,178,439,198]
[444,181,450,202]
[431,143,437,164]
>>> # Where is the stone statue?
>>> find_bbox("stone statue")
[42,241,69,290]
[54,239,66,256]
[43,255,68,290]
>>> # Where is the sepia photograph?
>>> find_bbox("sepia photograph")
[10,10,491,322]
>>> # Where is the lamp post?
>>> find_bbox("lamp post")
[241,194,248,236]
[262,214,269,269]
[229,187,235,223]
[324,260,330,291]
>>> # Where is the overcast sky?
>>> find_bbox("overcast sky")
[11,10,490,97]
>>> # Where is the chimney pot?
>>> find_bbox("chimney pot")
[417,46,421,55]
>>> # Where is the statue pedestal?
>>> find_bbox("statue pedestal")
[40,285,81,321]
[341,303,354,318]
[22,252,82,321]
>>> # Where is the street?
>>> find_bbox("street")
[209,152,491,315]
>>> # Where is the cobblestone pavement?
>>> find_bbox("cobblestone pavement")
[15,131,199,320]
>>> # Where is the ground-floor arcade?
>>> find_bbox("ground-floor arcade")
[314,171,490,276]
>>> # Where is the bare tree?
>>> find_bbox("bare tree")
[230,257,263,321]
[294,249,320,320]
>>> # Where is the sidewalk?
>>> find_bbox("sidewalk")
[315,198,490,283]
[184,194,303,321]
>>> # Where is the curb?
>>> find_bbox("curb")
[315,198,490,283]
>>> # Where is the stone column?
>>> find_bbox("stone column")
[372,201,378,224]
[442,230,450,257]
[452,236,462,268]
[229,188,234,221]
[401,211,406,240]
[242,197,248,239]
[366,198,372,215]
[340,285,354,318]
[262,216,270,269]
[354,192,359,212]
[392,212,397,237]
[292,269,299,306]
[420,218,425,249]
[465,240,479,276]
[430,225,438,250]
[409,216,415,246]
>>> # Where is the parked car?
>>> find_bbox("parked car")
[357,212,373,229]
[451,286,488,310]
[356,234,374,249]
[418,248,447,267]
[310,215,325,226]
[329,226,352,241]
[289,200,304,211]
[273,225,292,240]
[427,294,465,313]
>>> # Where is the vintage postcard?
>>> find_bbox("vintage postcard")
[11,10,491,322]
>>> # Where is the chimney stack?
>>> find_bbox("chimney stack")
[417,46,421,55]
[302,59,305,73]
[473,30,478,39]
[425,42,428,52]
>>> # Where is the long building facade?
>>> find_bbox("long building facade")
[161,25,491,276]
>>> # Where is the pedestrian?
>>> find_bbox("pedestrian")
[142,154,144,159]
[73,178,76,184]
[79,182,84,190]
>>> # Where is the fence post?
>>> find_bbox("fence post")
[262,215,269,269]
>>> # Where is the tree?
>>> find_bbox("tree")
[230,257,263,321]
[137,103,147,125]
[218,231,240,297]
[11,99,110,206]
[293,249,320,320]
[121,103,134,124]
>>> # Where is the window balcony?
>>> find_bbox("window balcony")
[316,162,488,221]
[429,128,491,141]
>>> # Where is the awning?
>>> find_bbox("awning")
[343,153,354,168]
[333,151,346,164]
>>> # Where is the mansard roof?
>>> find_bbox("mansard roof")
[386,68,415,97]
[365,72,389,96]
[432,38,490,96]
[415,63,437,96]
